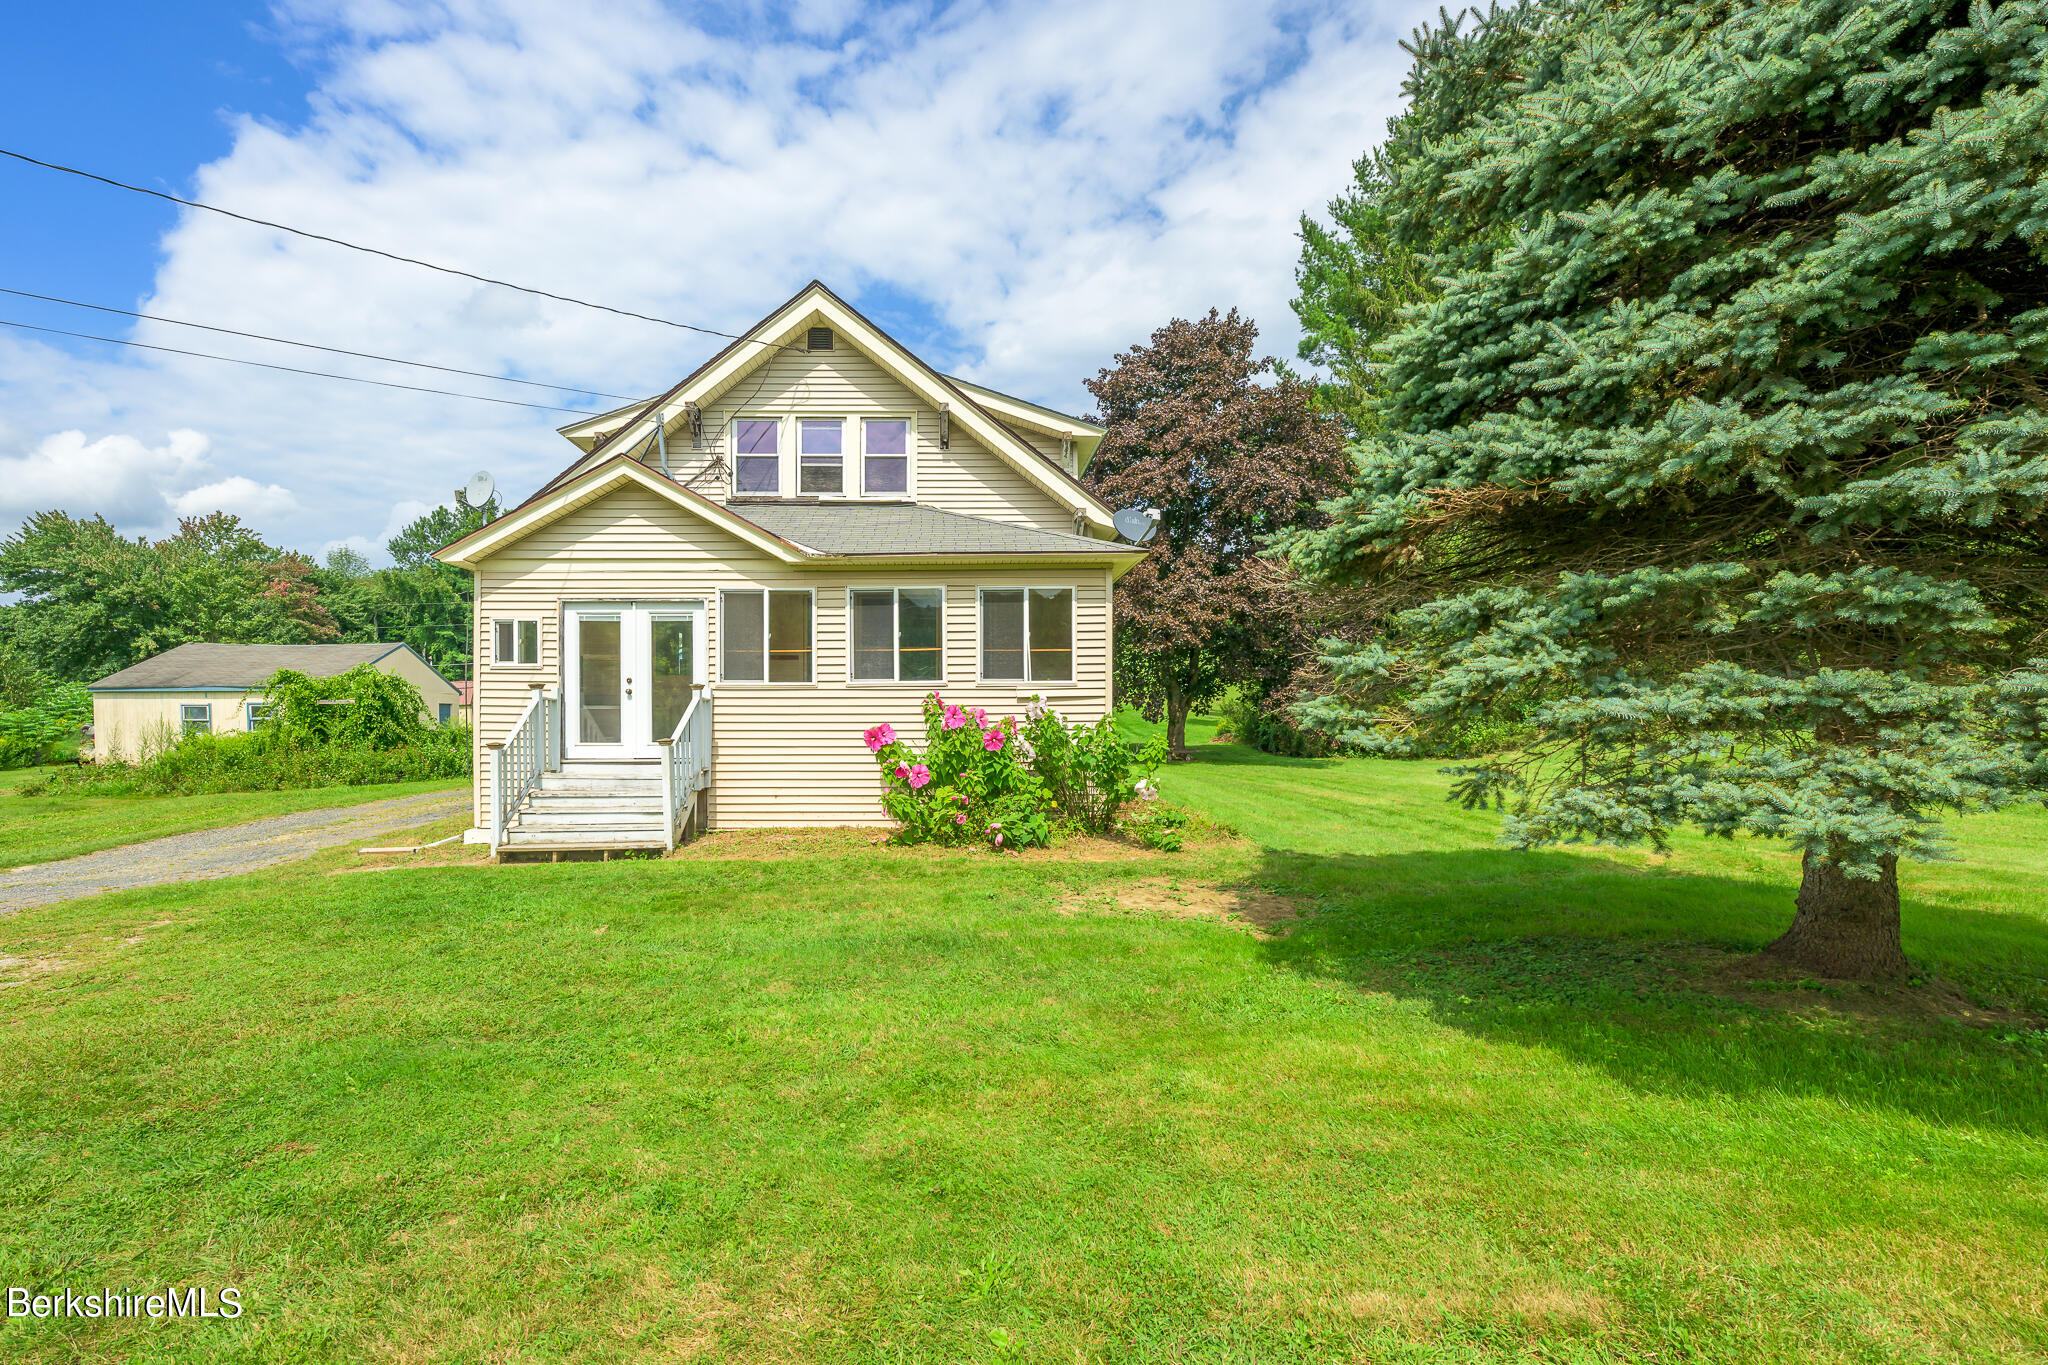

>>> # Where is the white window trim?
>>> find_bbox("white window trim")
[846,586,946,684]
[977,586,1077,683]
[718,587,816,685]
[492,617,543,668]
[859,414,916,499]
[796,416,850,499]
[730,414,786,498]
[180,702,213,734]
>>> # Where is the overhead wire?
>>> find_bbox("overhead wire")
[0,287,638,401]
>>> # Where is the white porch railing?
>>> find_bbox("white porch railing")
[657,684,713,850]
[487,684,559,854]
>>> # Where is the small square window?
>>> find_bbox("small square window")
[180,703,212,736]
[864,419,908,495]
[494,619,540,665]
[799,419,844,494]
[438,702,453,726]
[734,418,780,495]
[245,702,271,731]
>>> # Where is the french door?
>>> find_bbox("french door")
[562,601,705,759]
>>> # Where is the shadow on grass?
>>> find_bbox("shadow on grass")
[1249,845,2048,1136]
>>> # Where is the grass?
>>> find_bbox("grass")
[0,766,468,869]
[0,718,2043,1362]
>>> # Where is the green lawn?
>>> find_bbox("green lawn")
[1,722,2043,1362]
[0,767,468,869]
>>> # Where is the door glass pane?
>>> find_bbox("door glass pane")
[721,592,764,681]
[650,616,694,741]
[578,616,622,744]
[850,590,895,680]
[981,589,1024,678]
[899,589,942,681]
[1028,588,1073,681]
[768,591,812,682]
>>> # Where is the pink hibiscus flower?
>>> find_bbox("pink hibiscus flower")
[972,707,989,728]
[893,763,911,782]
[955,813,968,825]
[983,729,1005,752]
[863,723,896,753]
[942,705,968,730]
[908,764,932,789]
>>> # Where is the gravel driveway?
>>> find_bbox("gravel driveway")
[0,791,471,915]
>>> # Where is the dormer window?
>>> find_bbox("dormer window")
[733,418,779,494]
[863,418,909,495]
[798,420,844,494]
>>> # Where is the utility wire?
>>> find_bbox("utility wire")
[0,148,800,351]
[0,318,590,414]
[0,287,638,401]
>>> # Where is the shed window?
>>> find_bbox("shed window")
[980,588,1073,681]
[180,703,212,736]
[734,418,780,495]
[849,588,943,682]
[721,590,813,683]
[863,418,908,495]
[799,419,844,495]
[245,702,271,731]
[493,618,540,665]
[438,703,453,726]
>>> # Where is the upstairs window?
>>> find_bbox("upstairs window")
[863,418,908,495]
[733,418,780,495]
[721,589,814,683]
[980,587,1073,682]
[493,618,540,666]
[798,419,844,495]
[849,588,943,682]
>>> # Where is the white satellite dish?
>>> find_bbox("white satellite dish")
[1112,505,1160,545]
[465,470,496,506]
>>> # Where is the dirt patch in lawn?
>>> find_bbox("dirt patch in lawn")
[1713,956,2044,1028]
[1059,877,1305,935]
[0,954,72,985]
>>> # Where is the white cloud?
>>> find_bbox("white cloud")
[0,429,215,531]
[2,0,1429,555]
[170,476,301,522]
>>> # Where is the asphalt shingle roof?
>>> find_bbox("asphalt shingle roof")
[727,501,1136,558]
[90,643,410,691]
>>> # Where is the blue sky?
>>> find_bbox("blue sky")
[0,0,1425,561]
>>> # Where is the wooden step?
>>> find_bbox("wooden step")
[501,825,667,847]
[524,793,666,814]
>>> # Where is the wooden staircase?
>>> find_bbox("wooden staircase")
[499,760,670,858]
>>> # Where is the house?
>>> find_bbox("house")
[87,642,463,762]
[437,280,1146,855]
[449,679,474,726]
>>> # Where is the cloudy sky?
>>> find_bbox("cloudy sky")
[0,0,1424,563]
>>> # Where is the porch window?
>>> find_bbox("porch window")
[721,589,813,683]
[849,587,944,682]
[734,418,780,495]
[980,587,1073,681]
[798,419,844,494]
[863,418,908,495]
[493,618,540,666]
[180,703,212,736]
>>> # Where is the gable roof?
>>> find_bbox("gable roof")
[533,281,1118,534]
[436,454,1144,574]
[89,642,438,691]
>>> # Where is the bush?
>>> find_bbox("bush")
[262,664,431,747]
[1213,684,1348,758]
[863,694,1168,850]
[0,679,91,768]
[23,725,471,797]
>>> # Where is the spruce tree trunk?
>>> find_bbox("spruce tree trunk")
[1765,852,1908,980]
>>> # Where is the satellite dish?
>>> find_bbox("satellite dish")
[465,470,496,506]
[1112,506,1159,545]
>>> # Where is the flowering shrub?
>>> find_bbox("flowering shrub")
[1018,697,1170,835]
[868,694,1053,849]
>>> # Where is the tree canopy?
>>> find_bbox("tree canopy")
[1283,0,2048,978]
[1084,309,1349,755]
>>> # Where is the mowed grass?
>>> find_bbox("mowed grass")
[0,767,468,869]
[1,720,2044,1363]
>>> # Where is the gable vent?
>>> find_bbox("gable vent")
[807,326,835,351]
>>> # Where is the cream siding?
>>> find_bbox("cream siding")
[632,342,1074,531]
[471,485,1114,829]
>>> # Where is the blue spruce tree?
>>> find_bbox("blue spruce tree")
[1286,0,2048,978]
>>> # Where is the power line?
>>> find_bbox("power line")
[0,148,800,351]
[0,318,590,414]
[0,287,638,401]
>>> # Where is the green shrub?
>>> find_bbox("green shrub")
[865,696,1053,850]
[23,724,470,797]
[0,679,91,768]
[1018,698,1169,835]
[262,664,430,747]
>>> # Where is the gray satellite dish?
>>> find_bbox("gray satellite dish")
[1112,506,1160,544]
[465,470,496,506]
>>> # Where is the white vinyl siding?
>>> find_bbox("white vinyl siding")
[468,484,1112,829]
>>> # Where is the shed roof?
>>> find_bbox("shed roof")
[727,501,1133,557]
[89,642,413,691]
